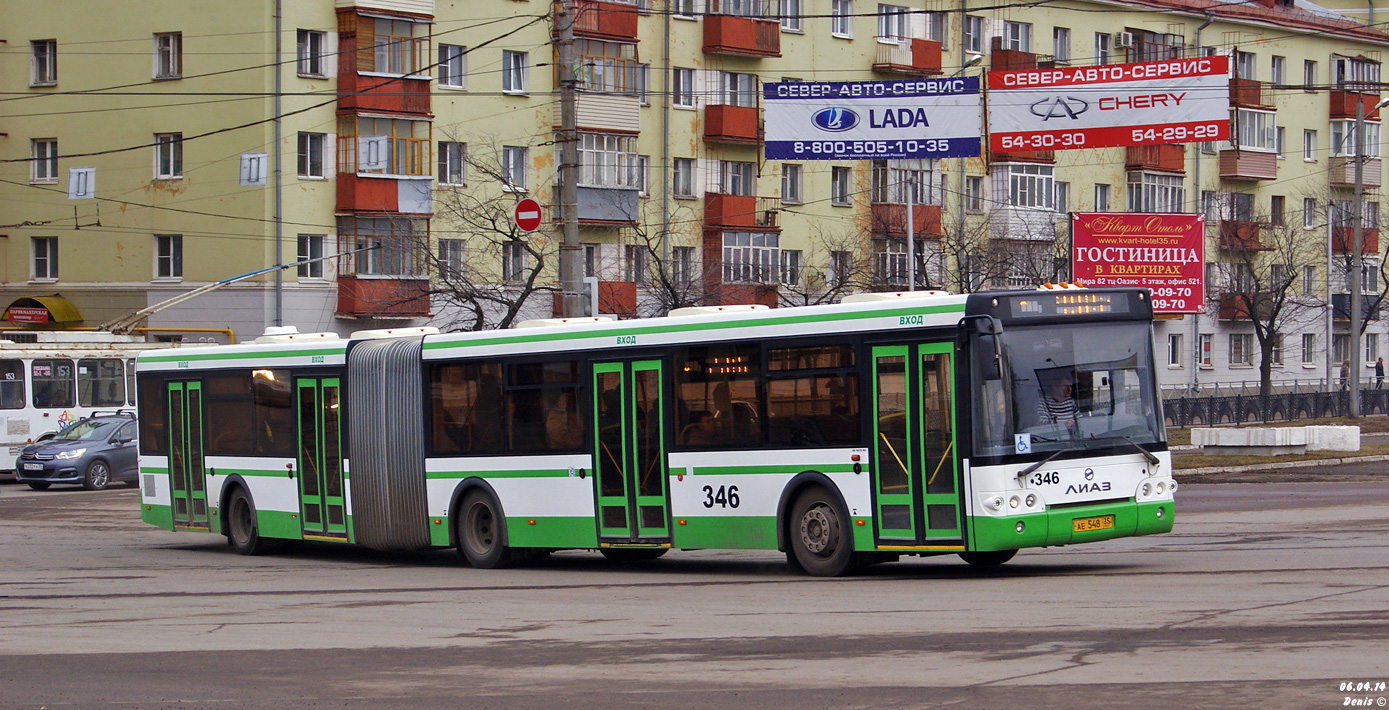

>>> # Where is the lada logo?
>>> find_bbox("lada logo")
[1029,96,1089,120]
[812,107,860,132]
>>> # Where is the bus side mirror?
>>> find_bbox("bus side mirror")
[976,333,1001,381]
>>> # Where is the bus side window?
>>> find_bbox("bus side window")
[78,358,126,407]
[137,374,168,455]
[0,360,24,410]
[252,369,293,456]
[126,359,137,406]
[32,359,75,409]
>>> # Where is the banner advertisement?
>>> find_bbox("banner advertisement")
[1071,212,1205,314]
[988,57,1230,152]
[763,77,982,161]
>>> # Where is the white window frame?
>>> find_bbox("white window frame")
[720,72,758,107]
[153,32,182,79]
[1276,126,1286,158]
[154,234,183,280]
[1302,333,1317,366]
[1003,21,1032,52]
[1168,334,1183,367]
[782,164,803,204]
[964,16,983,54]
[297,132,325,179]
[438,141,466,186]
[624,244,648,282]
[154,133,183,179]
[1304,59,1317,92]
[672,246,696,284]
[722,231,781,284]
[673,0,695,18]
[877,4,909,41]
[831,0,853,38]
[297,30,326,76]
[720,161,756,196]
[781,0,803,31]
[965,176,984,212]
[673,158,695,198]
[298,234,326,279]
[1053,27,1070,64]
[31,237,58,281]
[31,40,57,86]
[438,44,466,89]
[672,67,695,108]
[831,166,852,206]
[1094,32,1111,66]
[1054,181,1069,213]
[1304,129,1318,162]
[780,249,802,286]
[1271,55,1286,87]
[1198,333,1212,368]
[578,133,641,189]
[503,241,527,282]
[438,238,465,279]
[1229,333,1254,367]
[1005,164,1054,210]
[1094,183,1111,212]
[1331,120,1381,158]
[1126,171,1185,213]
[502,50,529,94]
[1235,109,1276,152]
[502,146,528,191]
[31,139,58,184]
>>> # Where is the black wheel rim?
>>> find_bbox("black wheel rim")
[466,501,495,557]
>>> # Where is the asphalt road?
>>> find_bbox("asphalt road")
[1,478,1386,710]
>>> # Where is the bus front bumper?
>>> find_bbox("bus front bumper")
[970,498,1174,552]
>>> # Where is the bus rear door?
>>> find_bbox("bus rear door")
[167,381,209,531]
[591,360,670,544]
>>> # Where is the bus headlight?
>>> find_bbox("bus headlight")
[1141,482,1153,497]
[1155,482,1166,495]
[1024,494,1037,508]
[1008,496,1021,509]
[56,448,87,460]
[986,496,1004,511]
[1169,481,1178,493]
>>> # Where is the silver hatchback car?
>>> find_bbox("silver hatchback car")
[14,413,139,491]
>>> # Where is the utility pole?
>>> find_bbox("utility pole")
[273,0,284,326]
[557,0,583,317]
[906,172,916,290]
[1350,95,1365,415]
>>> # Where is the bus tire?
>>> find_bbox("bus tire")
[600,548,668,564]
[959,549,1018,567]
[27,481,51,491]
[788,485,857,577]
[82,460,111,491]
[226,487,269,556]
[458,490,511,569]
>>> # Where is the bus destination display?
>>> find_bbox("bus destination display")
[1009,293,1132,319]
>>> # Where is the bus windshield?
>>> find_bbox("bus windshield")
[973,321,1164,457]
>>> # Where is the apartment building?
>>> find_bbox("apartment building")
[3,0,1388,390]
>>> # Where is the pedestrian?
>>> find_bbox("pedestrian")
[1377,357,1385,389]
[1340,359,1351,390]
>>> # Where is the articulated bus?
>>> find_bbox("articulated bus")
[134,287,1175,576]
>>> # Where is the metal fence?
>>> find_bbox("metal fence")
[1161,382,1389,427]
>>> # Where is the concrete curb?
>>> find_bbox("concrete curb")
[1176,453,1389,476]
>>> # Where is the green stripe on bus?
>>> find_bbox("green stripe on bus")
[140,467,169,474]
[506,516,598,548]
[142,502,173,530]
[423,304,966,352]
[209,468,293,478]
[671,465,856,476]
[257,510,304,541]
[672,516,778,550]
[425,469,578,479]
[141,347,346,364]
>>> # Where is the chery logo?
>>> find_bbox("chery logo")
[1029,96,1089,120]
[812,107,860,132]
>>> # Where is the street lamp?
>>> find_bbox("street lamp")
[1347,93,1389,416]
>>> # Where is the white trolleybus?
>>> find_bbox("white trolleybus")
[134,287,1174,576]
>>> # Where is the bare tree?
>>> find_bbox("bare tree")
[779,221,875,306]
[1326,198,1389,348]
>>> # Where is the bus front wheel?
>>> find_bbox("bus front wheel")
[227,488,270,556]
[788,485,856,577]
[458,490,511,569]
[959,550,1018,567]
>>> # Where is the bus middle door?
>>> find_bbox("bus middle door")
[296,377,347,540]
[591,360,670,545]
[167,381,209,531]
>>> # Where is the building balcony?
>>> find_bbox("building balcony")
[870,203,942,238]
[552,280,638,317]
[988,207,1061,241]
[336,174,433,214]
[991,148,1055,164]
[1219,149,1277,180]
[702,13,780,57]
[568,0,639,42]
[1332,227,1380,254]
[336,276,430,318]
[1230,78,1273,109]
[1330,90,1381,120]
[1217,293,1271,321]
[573,92,641,133]
[1125,144,1185,173]
[1329,156,1382,188]
[1219,220,1271,251]
[576,186,639,225]
[704,194,781,230]
[1333,293,1382,321]
[336,72,431,115]
[871,38,943,76]
[991,47,1039,72]
[704,104,762,144]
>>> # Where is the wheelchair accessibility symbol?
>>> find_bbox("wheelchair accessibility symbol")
[1015,434,1032,455]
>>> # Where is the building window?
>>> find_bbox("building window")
[338,216,426,277]
[31,40,57,86]
[438,44,466,88]
[439,141,466,185]
[31,139,58,184]
[965,176,983,212]
[1235,51,1256,79]
[1304,129,1318,162]
[781,164,802,204]
[964,16,983,54]
[722,232,780,283]
[1236,110,1276,152]
[1006,164,1054,209]
[831,0,853,37]
[624,245,648,282]
[672,67,695,107]
[720,161,755,196]
[32,237,58,281]
[1276,126,1286,158]
[781,0,802,31]
[870,161,929,204]
[154,32,182,79]
[1094,32,1111,65]
[827,250,853,286]
[502,146,527,191]
[874,238,908,286]
[673,246,696,284]
[673,158,695,197]
[1332,54,1381,90]
[780,249,802,286]
[637,155,649,195]
[1197,333,1212,367]
[574,39,639,94]
[438,239,465,279]
[924,12,945,42]
[1054,181,1069,213]
[831,166,852,206]
[1271,334,1284,365]
[373,19,427,74]
[1126,172,1185,213]
[155,235,183,279]
[1053,27,1070,63]
[1094,183,1110,211]
[1271,55,1286,86]
[340,115,430,176]
[1229,333,1254,367]
[877,4,908,40]
[1002,22,1032,52]
[674,0,695,16]
[1304,265,1317,296]
[1271,195,1285,226]
[297,30,325,76]
[503,241,527,282]
[1367,334,1380,364]
[298,234,325,278]
[502,50,528,93]
[720,72,758,107]
[1303,333,1317,365]
[1304,59,1317,91]
[1334,333,1350,365]
[154,133,183,179]
[578,134,642,189]
[1331,120,1381,158]
[1168,334,1182,367]
[297,132,324,178]
[637,63,650,103]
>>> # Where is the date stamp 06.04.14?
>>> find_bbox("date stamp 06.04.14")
[1340,681,1387,706]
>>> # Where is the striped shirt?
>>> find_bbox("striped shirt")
[1035,395,1078,424]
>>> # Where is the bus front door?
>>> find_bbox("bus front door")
[167,382,209,531]
[296,377,347,540]
[870,344,962,545]
[592,360,670,544]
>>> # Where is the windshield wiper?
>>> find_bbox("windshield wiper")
[1104,434,1160,466]
[1016,435,1158,479]
[1017,443,1084,478]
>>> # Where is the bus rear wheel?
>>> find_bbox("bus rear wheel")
[458,490,511,569]
[959,550,1018,567]
[788,485,856,577]
[227,488,270,556]
[600,548,668,564]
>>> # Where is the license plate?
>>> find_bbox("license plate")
[23,463,43,471]
[1072,515,1114,533]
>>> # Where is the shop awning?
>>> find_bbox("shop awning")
[3,296,83,325]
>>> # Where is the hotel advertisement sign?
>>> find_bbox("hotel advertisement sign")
[988,56,1230,152]
[763,78,982,161]
[1071,213,1205,314]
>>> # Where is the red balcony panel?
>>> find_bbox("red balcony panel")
[1330,90,1381,120]
[1333,227,1380,254]
[870,203,942,238]
[1126,144,1185,173]
[1219,220,1271,251]
[338,72,432,115]
[992,149,1055,164]
[1230,78,1272,109]
[336,277,430,318]
[704,104,762,144]
[1329,157,1382,188]
[337,175,399,212]
[551,280,637,317]
[703,15,780,57]
[704,194,781,230]
[570,0,639,42]
[1219,149,1277,180]
[1218,294,1265,321]
[872,38,943,76]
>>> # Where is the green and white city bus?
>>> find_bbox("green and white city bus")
[135,287,1175,576]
